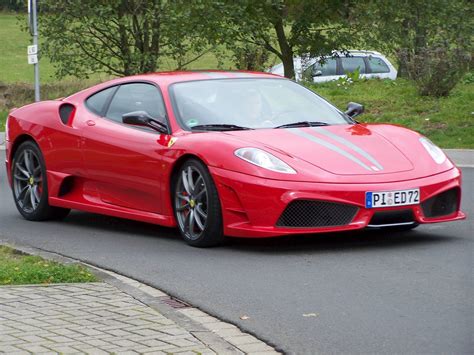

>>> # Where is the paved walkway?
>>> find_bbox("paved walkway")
[0,281,278,354]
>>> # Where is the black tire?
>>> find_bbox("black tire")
[172,158,223,247]
[11,141,71,221]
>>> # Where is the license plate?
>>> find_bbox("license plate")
[365,188,420,208]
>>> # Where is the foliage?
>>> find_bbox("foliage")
[0,0,24,11]
[462,71,474,84]
[230,43,270,71]
[358,0,473,85]
[0,245,97,285]
[196,0,360,79]
[344,66,361,82]
[0,79,98,109]
[39,0,213,78]
[401,46,471,97]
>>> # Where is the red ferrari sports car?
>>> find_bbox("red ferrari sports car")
[4,71,465,246]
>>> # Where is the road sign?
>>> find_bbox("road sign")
[27,45,37,55]
[28,54,38,65]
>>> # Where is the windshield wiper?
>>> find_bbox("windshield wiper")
[191,124,253,131]
[274,121,329,129]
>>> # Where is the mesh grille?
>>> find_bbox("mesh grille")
[276,200,358,228]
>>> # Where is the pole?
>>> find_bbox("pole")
[31,0,40,101]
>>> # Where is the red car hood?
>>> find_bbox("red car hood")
[225,124,414,175]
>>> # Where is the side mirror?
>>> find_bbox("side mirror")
[122,111,167,133]
[313,70,322,77]
[122,111,150,126]
[345,102,364,118]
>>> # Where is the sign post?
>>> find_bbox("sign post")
[28,0,40,101]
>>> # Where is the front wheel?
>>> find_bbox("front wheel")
[11,141,70,221]
[173,159,223,247]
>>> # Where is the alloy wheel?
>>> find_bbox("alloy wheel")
[175,166,209,240]
[13,149,43,213]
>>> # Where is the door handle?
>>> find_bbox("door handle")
[86,120,96,126]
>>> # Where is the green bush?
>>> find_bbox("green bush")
[401,46,471,97]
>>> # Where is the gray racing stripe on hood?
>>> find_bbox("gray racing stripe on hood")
[289,128,372,171]
[311,127,384,171]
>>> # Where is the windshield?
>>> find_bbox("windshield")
[170,78,351,130]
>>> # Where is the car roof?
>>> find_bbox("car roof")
[66,71,284,101]
[107,70,281,86]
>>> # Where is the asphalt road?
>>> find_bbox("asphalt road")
[1,149,472,354]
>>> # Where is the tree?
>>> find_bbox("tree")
[358,0,473,79]
[198,0,361,79]
[39,0,211,78]
[0,0,25,11]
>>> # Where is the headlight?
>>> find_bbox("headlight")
[420,137,446,164]
[235,147,296,174]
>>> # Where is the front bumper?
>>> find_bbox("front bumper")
[210,166,466,238]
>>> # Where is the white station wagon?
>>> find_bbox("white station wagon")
[269,50,398,83]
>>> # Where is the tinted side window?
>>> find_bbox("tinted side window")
[105,83,166,123]
[340,57,366,74]
[85,86,117,115]
[367,56,390,73]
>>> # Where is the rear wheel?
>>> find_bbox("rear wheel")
[173,159,223,247]
[12,141,70,221]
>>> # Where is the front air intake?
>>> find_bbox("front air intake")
[421,188,459,218]
[276,200,358,228]
[369,209,415,226]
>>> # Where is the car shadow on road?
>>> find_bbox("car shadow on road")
[222,227,460,254]
[62,211,180,241]
[61,211,461,254]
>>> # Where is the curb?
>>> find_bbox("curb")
[0,241,282,355]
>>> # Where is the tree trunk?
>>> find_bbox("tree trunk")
[396,56,409,78]
[273,17,294,79]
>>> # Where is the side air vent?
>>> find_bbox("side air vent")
[59,103,75,125]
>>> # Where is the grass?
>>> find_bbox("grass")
[308,78,474,149]
[0,245,97,285]
[0,13,56,83]
[0,111,6,131]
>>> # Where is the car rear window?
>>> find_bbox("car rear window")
[85,86,117,116]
